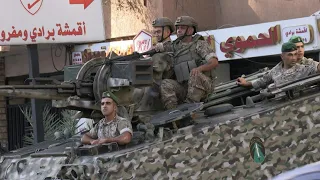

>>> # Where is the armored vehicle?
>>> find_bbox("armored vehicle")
[1,51,320,179]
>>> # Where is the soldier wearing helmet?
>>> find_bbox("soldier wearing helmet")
[151,17,176,81]
[155,16,219,110]
[152,17,175,43]
[174,15,198,38]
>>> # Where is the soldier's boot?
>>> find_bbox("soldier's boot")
[186,88,206,103]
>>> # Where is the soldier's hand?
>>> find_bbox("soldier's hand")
[237,77,250,86]
[90,140,100,145]
[190,68,201,76]
[98,139,108,144]
[153,43,164,52]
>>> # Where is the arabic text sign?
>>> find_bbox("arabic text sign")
[220,25,281,58]
[0,0,105,45]
[73,40,134,64]
[282,25,314,44]
[133,30,153,53]
[192,16,320,61]
[72,52,83,65]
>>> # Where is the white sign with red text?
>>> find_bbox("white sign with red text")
[282,25,314,44]
[170,16,320,61]
[72,16,320,62]
[0,0,105,45]
[133,30,153,53]
[72,52,83,65]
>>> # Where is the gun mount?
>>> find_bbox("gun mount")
[0,49,271,120]
[0,51,160,117]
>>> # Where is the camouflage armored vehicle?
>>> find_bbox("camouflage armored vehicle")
[1,50,320,179]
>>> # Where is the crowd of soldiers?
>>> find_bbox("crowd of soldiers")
[80,16,320,146]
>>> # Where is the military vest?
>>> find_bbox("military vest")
[157,39,175,80]
[172,35,215,83]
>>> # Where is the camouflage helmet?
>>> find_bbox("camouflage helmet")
[175,16,198,34]
[152,17,175,33]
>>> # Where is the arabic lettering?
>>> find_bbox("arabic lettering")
[302,37,307,43]
[285,30,295,37]
[82,50,106,64]
[76,44,134,64]
[204,35,216,52]
[57,22,86,37]
[220,25,281,58]
[0,21,87,43]
[285,27,308,37]
[295,27,307,34]
[136,39,151,53]
[283,25,313,44]
[72,52,83,65]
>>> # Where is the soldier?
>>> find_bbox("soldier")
[152,17,176,80]
[237,42,320,89]
[289,35,317,65]
[152,17,175,43]
[81,91,133,145]
[154,16,219,110]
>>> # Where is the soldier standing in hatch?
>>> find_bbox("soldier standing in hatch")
[289,35,318,66]
[237,42,320,89]
[81,91,133,145]
[154,16,219,110]
[152,17,176,80]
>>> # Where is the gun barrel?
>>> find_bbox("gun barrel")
[0,84,75,100]
[214,68,270,93]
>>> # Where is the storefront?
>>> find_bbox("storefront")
[197,15,320,80]
[72,15,320,84]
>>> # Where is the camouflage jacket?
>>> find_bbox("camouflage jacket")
[300,56,317,66]
[252,61,319,89]
[89,115,133,139]
[163,35,217,64]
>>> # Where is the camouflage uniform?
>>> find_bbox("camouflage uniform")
[300,56,317,66]
[88,115,133,139]
[289,36,318,66]
[252,61,320,89]
[160,35,217,109]
[152,17,175,80]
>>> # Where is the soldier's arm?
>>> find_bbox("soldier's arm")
[100,119,133,145]
[81,124,98,144]
[81,133,96,144]
[101,132,132,145]
[154,41,173,52]
[238,72,273,89]
[301,57,317,66]
[303,61,320,74]
[316,62,320,73]
[197,57,219,72]
[195,40,219,72]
